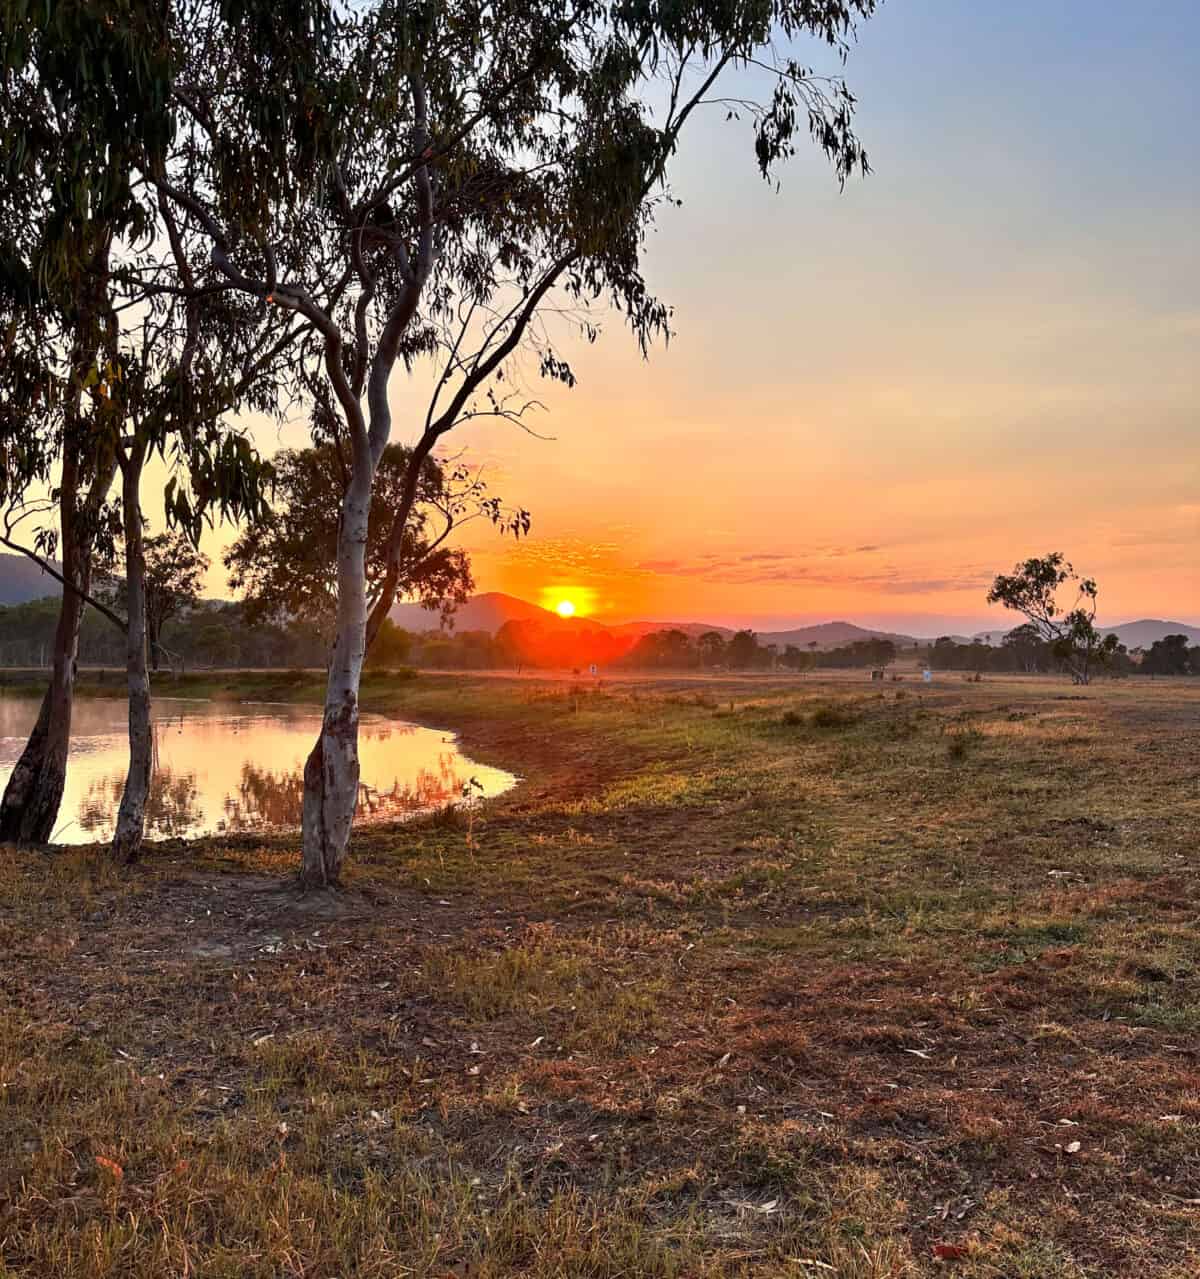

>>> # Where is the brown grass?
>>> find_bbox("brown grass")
[1,672,1199,1275]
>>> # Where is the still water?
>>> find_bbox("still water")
[0,695,515,845]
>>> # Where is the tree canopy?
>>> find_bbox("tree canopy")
[225,443,525,631]
[987,553,1119,685]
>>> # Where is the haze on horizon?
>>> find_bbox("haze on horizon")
[192,0,1198,635]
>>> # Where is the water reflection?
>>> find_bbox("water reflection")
[0,695,515,845]
[78,767,202,838]
[219,753,476,832]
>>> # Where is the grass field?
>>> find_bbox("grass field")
[1,669,1198,1277]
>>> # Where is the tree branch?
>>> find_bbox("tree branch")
[0,534,127,632]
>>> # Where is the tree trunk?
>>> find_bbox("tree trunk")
[0,584,87,844]
[111,447,152,864]
[0,450,114,845]
[299,471,372,887]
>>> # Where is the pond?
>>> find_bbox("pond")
[0,694,516,845]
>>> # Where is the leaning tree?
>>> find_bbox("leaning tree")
[988,553,1119,686]
[153,0,878,884]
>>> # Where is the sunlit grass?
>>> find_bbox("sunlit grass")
[2,671,1200,1274]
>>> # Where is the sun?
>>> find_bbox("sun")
[540,585,595,617]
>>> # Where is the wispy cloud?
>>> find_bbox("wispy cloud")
[634,549,989,595]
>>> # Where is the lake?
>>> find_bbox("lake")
[0,694,516,844]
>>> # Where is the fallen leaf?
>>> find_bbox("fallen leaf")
[932,1242,967,1260]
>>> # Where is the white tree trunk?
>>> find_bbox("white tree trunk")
[112,448,152,864]
[300,469,373,886]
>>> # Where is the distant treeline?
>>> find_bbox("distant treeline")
[924,630,1200,677]
[0,598,332,669]
[0,597,529,671]
[1,597,1196,676]
[614,629,902,671]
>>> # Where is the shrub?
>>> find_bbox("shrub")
[811,704,857,730]
[945,726,984,760]
[362,666,418,683]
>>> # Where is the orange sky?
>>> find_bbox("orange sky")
[184,1,1198,635]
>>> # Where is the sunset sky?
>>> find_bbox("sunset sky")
[197,0,1199,634]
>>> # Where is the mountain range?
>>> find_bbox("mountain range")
[388,590,1200,651]
[387,593,919,648]
[3,559,1196,651]
[0,553,62,606]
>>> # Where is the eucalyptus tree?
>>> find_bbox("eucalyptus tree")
[142,531,209,672]
[987,553,1119,686]
[155,0,877,884]
[1,212,292,860]
[1,0,331,853]
[225,441,526,635]
[0,0,171,842]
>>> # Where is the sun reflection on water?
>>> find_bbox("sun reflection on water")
[0,695,515,845]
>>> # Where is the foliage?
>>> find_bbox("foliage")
[987,552,1120,685]
[1138,634,1198,676]
[135,0,881,874]
[697,631,727,667]
[363,617,412,668]
[224,444,526,634]
[2,674,1198,1275]
[618,628,694,668]
[494,617,628,671]
[727,629,766,669]
[117,531,209,670]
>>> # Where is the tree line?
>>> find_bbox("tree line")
[0,0,880,879]
[615,629,902,671]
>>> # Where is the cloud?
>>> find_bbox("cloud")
[636,544,888,581]
[634,550,989,595]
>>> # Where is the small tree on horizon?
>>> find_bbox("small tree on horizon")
[987,553,1118,685]
[104,531,209,673]
[726,629,762,670]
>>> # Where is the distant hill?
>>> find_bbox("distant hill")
[390,592,737,640]
[1101,619,1200,650]
[972,619,1200,649]
[390,598,925,649]
[758,620,920,651]
[386,591,1200,653]
[389,590,554,634]
[0,553,61,606]
[608,620,734,641]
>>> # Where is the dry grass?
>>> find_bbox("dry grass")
[2,671,1199,1275]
